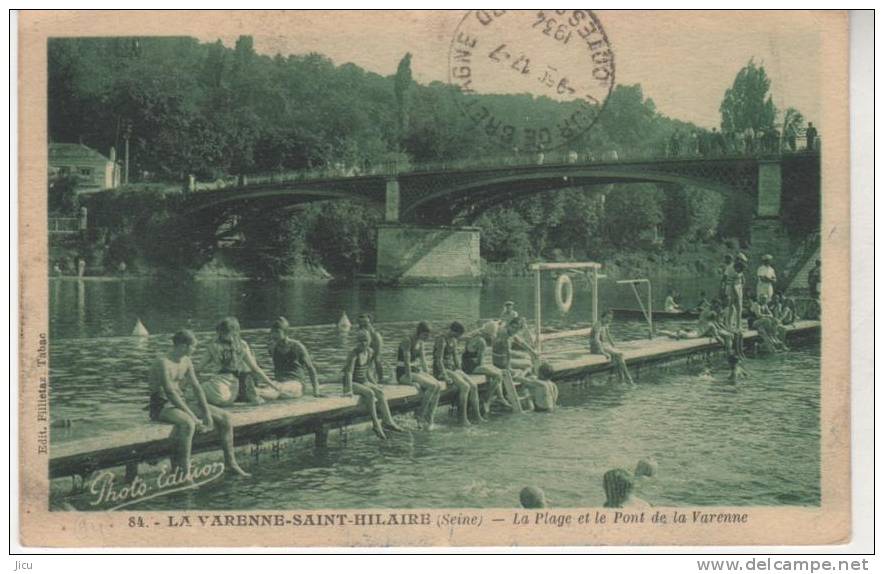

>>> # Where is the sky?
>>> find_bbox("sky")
[194,10,831,129]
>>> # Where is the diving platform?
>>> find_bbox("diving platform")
[49,320,820,481]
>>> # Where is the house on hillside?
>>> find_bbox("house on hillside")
[49,143,121,191]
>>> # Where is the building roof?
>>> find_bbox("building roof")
[49,143,113,164]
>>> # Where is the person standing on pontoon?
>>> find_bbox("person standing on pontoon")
[589,310,635,385]
[342,330,405,440]
[268,317,323,398]
[148,329,250,477]
[723,253,748,331]
[396,322,445,429]
[756,254,777,303]
[433,321,484,425]
[499,301,519,325]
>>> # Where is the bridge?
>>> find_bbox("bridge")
[183,151,820,284]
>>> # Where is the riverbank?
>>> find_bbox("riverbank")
[483,241,737,280]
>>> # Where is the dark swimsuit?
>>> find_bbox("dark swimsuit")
[433,335,459,380]
[396,338,421,381]
[272,339,307,381]
[148,392,167,421]
[461,338,484,375]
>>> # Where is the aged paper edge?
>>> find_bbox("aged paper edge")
[17,10,852,548]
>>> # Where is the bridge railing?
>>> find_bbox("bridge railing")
[189,136,819,192]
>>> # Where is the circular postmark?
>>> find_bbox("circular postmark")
[448,10,615,153]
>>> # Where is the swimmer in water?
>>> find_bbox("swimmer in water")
[634,458,658,479]
[602,469,650,509]
[519,486,548,509]
[727,353,750,384]
[343,330,405,439]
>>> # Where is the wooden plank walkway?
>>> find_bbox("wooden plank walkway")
[49,320,820,479]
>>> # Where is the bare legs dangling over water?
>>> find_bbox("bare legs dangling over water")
[343,331,405,440]
[397,322,444,429]
[590,310,635,385]
[434,322,484,425]
[149,330,250,478]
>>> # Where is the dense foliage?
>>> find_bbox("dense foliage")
[49,38,804,276]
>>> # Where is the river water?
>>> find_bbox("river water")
[49,276,820,509]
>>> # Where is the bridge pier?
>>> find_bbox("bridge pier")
[385,178,400,223]
[375,223,482,286]
[751,160,792,275]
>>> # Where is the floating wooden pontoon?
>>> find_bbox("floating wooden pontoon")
[49,320,820,481]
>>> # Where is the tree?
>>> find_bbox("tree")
[603,185,664,247]
[231,208,306,279]
[474,208,533,262]
[719,60,777,133]
[393,53,413,146]
[305,202,381,277]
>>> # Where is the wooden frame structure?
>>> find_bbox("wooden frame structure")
[529,261,602,355]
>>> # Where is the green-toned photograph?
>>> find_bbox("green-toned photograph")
[44,11,824,518]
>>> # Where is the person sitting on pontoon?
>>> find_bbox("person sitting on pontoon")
[692,291,712,313]
[589,310,635,385]
[461,320,514,414]
[397,322,445,429]
[343,330,406,440]
[658,309,734,352]
[148,329,250,477]
[268,317,323,398]
[199,317,283,406]
[356,313,388,384]
[663,289,682,313]
[433,321,484,425]
[493,317,559,411]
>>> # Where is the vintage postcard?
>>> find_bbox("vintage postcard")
[18,10,851,547]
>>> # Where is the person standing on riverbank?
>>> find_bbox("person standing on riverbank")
[343,330,405,440]
[148,329,250,477]
[357,313,388,384]
[268,317,323,398]
[433,321,484,425]
[397,322,445,429]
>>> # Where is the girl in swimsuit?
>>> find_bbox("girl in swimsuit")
[199,317,282,406]
[433,321,484,425]
[461,321,507,415]
[396,321,444,429]
[343,330,405,439]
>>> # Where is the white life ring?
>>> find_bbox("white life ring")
[555,274,574,313]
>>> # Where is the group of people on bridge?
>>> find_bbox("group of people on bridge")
[666,122,818,159]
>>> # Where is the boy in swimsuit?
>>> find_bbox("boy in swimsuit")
[269,317,323,398]
[589,310,635,385]
[397,322,444,429]
[461,321,507,415]
[433,321,484,425]
[342,330,405,439]
[148,330,250,477]
[356,313,388,384]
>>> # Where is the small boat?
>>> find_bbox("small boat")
[609,308,701,321]
[337,312,352,331]
[132,318,149,337]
